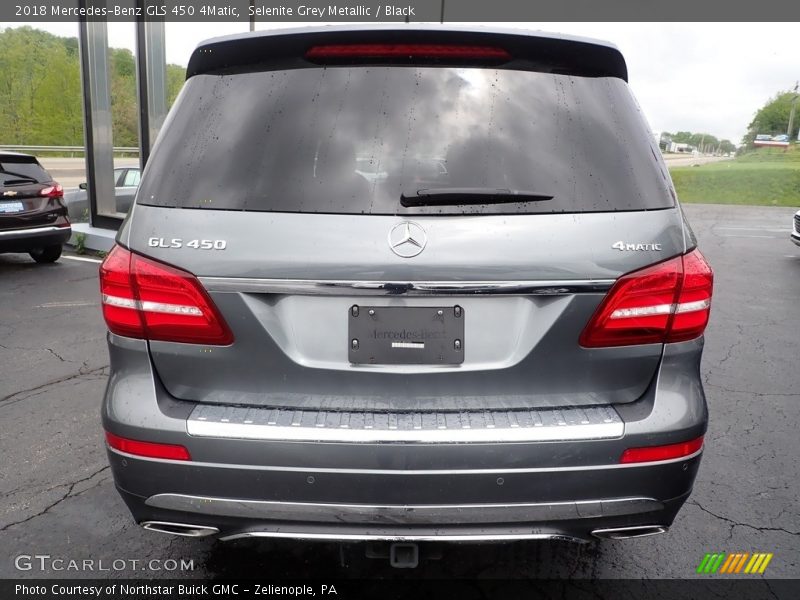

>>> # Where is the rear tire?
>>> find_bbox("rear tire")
[29,244,63,263]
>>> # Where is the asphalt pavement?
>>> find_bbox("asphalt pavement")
[0,204,798,580]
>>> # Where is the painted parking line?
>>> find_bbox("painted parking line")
[36,301,97,308]
[62,255,102,264]
[715,227,789,232]
[716,234,780,238]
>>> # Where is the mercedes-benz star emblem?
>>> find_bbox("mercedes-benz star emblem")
[388,221,427,258]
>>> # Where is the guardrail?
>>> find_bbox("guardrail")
[0,145,139,157]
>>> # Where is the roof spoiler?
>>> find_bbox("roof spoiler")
[187,27,628,82]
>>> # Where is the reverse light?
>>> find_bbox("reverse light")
[580,249,713,347]
[305,44,511,61]
[99,245,234,345]
[105,431,191,461]
[620,436,704,464]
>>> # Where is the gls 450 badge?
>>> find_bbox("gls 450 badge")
[612,241,662,251]
[148,238,227,250]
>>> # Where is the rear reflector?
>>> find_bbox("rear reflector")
[105,431,191,461]
[620,436,704,464]
[580,249,713,347]
[306,44,511,62]
[99,245,234,345]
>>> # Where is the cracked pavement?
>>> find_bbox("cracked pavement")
[0,203,798,579]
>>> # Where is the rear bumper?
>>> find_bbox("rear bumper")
[115,480,693,543]
[102,334,708,542]
[0,224,71,252]
[111,456,697,542]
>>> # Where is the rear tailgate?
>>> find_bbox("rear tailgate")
[127,205,684,411]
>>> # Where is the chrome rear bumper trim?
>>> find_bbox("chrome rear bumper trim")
[0,225,68,238]
[221,531,589,543]
[146,493,661,525]
[198,277,615,296]
[186,405,624,443]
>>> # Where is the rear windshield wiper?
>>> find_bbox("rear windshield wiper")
[3,177,38,186]
[400,187,554,207]
[0,169,39,185]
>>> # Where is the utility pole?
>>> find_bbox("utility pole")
[788,81,799,141]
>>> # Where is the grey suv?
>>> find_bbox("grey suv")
[99,26,713,549]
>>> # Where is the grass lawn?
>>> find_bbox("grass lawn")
[669,147,800,207]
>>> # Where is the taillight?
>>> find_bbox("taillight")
[305,44,511,62]
[620,435,704,464]
[105,431,191,461]
[669,250,714,342]
[580,249,713,347]
[40,183,63,198]
[99,245,234,345]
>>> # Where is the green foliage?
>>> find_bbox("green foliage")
[0,26,186,148]
[73,232,86,255]
[670,147,800,206]
[718,139,736,154]
[737,146,800,163]
[663,130,733,154]
[744,90,800,146]
[0,27,83,145]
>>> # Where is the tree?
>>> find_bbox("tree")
[109,47,139,147]
[0,26,187,148]
[0,27,80,145]
[744,90,800,146]
[662,131,724,153]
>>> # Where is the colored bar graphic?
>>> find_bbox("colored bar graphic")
[711,552,725,573]
[734,553,750,573]
[696,553,712,574]
[746,554,762,574]
[697,552,773,575]
[758,554,773,574]
[719,553,736,573]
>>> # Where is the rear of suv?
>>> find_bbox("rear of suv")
[0,151,70,263]
[100,26,713,545]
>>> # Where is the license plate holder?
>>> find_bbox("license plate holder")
[348,305,464,365]
[0,201,24,213]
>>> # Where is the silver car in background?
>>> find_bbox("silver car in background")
[98,26,714,557]
[65,166,140,221]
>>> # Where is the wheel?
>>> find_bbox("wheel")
[29,244,63,263]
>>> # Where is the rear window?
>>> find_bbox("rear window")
[1,157,51,186]
[139,67,674,215]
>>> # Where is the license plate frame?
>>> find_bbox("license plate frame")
[0,201,24,213]
[348,305,464,365]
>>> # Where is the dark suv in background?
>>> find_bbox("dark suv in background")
[0,151,71,263]
[99,26,713,555]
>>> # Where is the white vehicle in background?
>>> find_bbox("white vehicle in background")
[792,210,800,246]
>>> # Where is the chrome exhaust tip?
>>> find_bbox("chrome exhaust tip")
[141,521,219,538]
[591,525,668,540]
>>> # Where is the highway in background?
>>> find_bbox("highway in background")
[37,155,732,189]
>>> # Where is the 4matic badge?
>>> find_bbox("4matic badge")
[612,241,662,251]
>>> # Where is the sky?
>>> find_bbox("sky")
[4,22,798,143]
